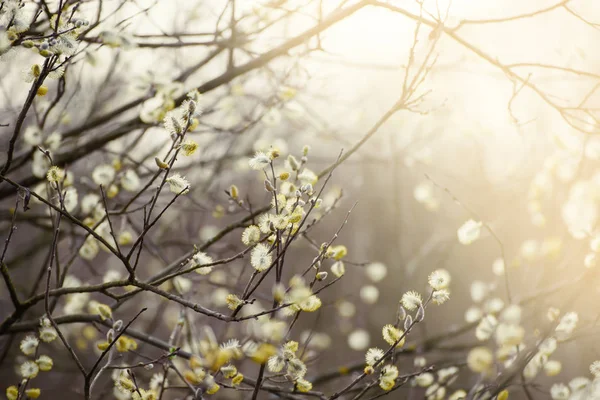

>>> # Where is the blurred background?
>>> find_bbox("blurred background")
[2,0,600,398]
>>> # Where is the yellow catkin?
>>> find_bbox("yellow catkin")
[498,390,509,400]
[25,389,41,399]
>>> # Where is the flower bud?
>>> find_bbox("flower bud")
[398,306,406,321]
[230,184,239,199]
[155,157,169,169]
[287,155,299,171]
[415,304,425,322]
[187,100,197,115]
[316,271,328,281]
[404,315,413,331]
[113,320,123,331]
[264,179,275,193]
